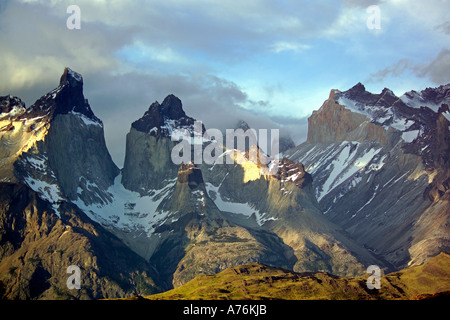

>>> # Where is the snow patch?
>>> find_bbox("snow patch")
[390,118,414,131]
[401,130,420,143]
[75,174,176,236]
[337,94,420,134]
[351,184,379,219]
[400,92,445,112]
[205,182,270,226]
[0,105,25,119]
[366,154,387,172]
[70,111,102,127]
[317,142,382,201]
[24,176,63,217]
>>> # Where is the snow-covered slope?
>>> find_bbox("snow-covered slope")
[75,174,176,237]
[286,82,450,269]
[400,84,450,112]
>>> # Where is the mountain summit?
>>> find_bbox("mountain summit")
[131,94,203,137]
[122,94,205,193]
[59,67,83,88]
[24,67,100,123]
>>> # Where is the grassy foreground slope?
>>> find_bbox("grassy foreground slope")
[141,252,450,300]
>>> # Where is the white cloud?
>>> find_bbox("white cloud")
[118,42,188,65]
[268,42,311,53]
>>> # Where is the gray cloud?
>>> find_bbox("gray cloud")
[0,0,9,13]
[81,70,308,167]
[368,59,411,83]
[367,49,450,85]
[0,1,134,93]
[434,21,450,35]
[0,0,343,105]
[0,0,345,75]
[416,48,450,84]
[343,0,383,8]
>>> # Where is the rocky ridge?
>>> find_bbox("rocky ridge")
[285,82,450,269]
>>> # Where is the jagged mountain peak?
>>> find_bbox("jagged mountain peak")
[420,83,450,101]
[23,68,100,125]
[160,94,186,120]
[381,87,395,95]
[131,94,201,136]
[336,82,398,108]
[141,94,186,121]
[272,158,312,188]
[349,82,366,93]
[401,83,450,112]
[143,94,186,121]
[307,82,446,149]
[123,95,206,193]
[7,68,117,207]
[329,83,447,142]
[59,67,83,88]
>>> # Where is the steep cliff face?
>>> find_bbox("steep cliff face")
[0,69,156,299]
[0,68,119,209]
[157,162,215,214]
[121,128,179,194]
[286,83,450,269]
[307,87,388,144]
[122,95,204,193]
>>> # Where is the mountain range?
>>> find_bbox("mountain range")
[0,68,448,299]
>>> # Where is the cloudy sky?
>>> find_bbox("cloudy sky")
[0,0,449,166]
